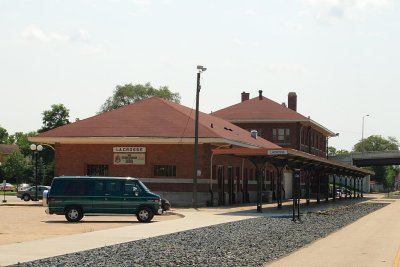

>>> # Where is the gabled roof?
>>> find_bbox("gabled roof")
[212,96,308,122]
[30,97,281,149]
[212,96,335,137]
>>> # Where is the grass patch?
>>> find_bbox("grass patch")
[0,191,16,196]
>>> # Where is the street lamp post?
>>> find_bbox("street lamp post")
[30,144,43,201]
[193,65,207,208]
[361,115,370,153]
[0,162,6,203]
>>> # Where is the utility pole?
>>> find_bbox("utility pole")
[193,65,206,208]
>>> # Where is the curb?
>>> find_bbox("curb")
[0,202,42,207]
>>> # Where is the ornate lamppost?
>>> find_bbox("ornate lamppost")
[30,144,43,201]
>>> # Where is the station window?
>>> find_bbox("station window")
[86,164,109,176]
[154,165,176,177]
[272,128,291,144]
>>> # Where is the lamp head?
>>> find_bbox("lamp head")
[30,144,43,151]
[197,65,207,72]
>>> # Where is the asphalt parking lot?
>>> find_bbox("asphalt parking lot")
[0,196,181,246]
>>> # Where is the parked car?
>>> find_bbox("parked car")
[0,183,16,192]
[17,185,51,201]
[18,183,32,191]
[161,198,171,211]
[44,176,163,223]
[336,188,342,197]
[342,188,352,195]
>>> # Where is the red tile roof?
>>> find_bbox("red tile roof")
[33,97,281,149]
[212,95,336,137]
[212,96,308,122]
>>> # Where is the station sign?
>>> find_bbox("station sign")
[113,147,146,153]
[267,150,288,156]
[113,154,145,165]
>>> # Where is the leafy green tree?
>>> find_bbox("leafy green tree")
[0,126,9,144]
[353,135,399,152]
[385,166,397,190]
[2,151,30,184]
[10,132,37,156]
[328,147,350,157]
[99,83,181,113]
[353,136,399,184]
[38,104,70,133]
[328,146,336,156]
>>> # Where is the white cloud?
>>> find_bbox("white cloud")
[71,30,90,43]
[303,0,392,21]
[22,25,106,55]
[22,25,54,42]
[22,24,89,43]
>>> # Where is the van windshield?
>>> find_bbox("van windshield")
[138,180,150,192]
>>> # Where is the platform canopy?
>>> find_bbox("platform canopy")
[212,147,374,177]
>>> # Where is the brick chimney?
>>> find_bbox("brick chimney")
[258,90,263,100]
[288,92,297,111]
[241,91,250,102]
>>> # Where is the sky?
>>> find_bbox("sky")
[1,0,399,151]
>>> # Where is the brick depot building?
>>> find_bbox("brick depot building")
[30,96,371,207]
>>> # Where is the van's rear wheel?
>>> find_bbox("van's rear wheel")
[136,207,154,223]
[65,206,83,222]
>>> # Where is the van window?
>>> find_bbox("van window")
[49,180,64,195]
[138,180,150,192]
[64,180,91,196]
[93,181,105,194]
[105,181,122,196]
[124,181,140,196]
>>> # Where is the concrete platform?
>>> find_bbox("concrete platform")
[266,199,400,267]
[0,194,393,266]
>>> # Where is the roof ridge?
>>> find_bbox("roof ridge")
[212,94,308,120]
[248,96,308,119]
[155,97,221,137]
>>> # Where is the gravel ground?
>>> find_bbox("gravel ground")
[15,202,387,267]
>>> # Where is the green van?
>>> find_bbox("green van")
[44,176,163,223]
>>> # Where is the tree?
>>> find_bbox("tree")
[0,126,9,144]
[353,135,399,185]
[328,146,350,156]
[11,131,37,157]
[99,83,181,113]
[2,151,30,184]
[385,166,397,190]
[353,135,399,152]
[38,104,70,133]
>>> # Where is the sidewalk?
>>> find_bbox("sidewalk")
[0,195,388,266]
[0,208,258,266]
[266,199,400,267]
